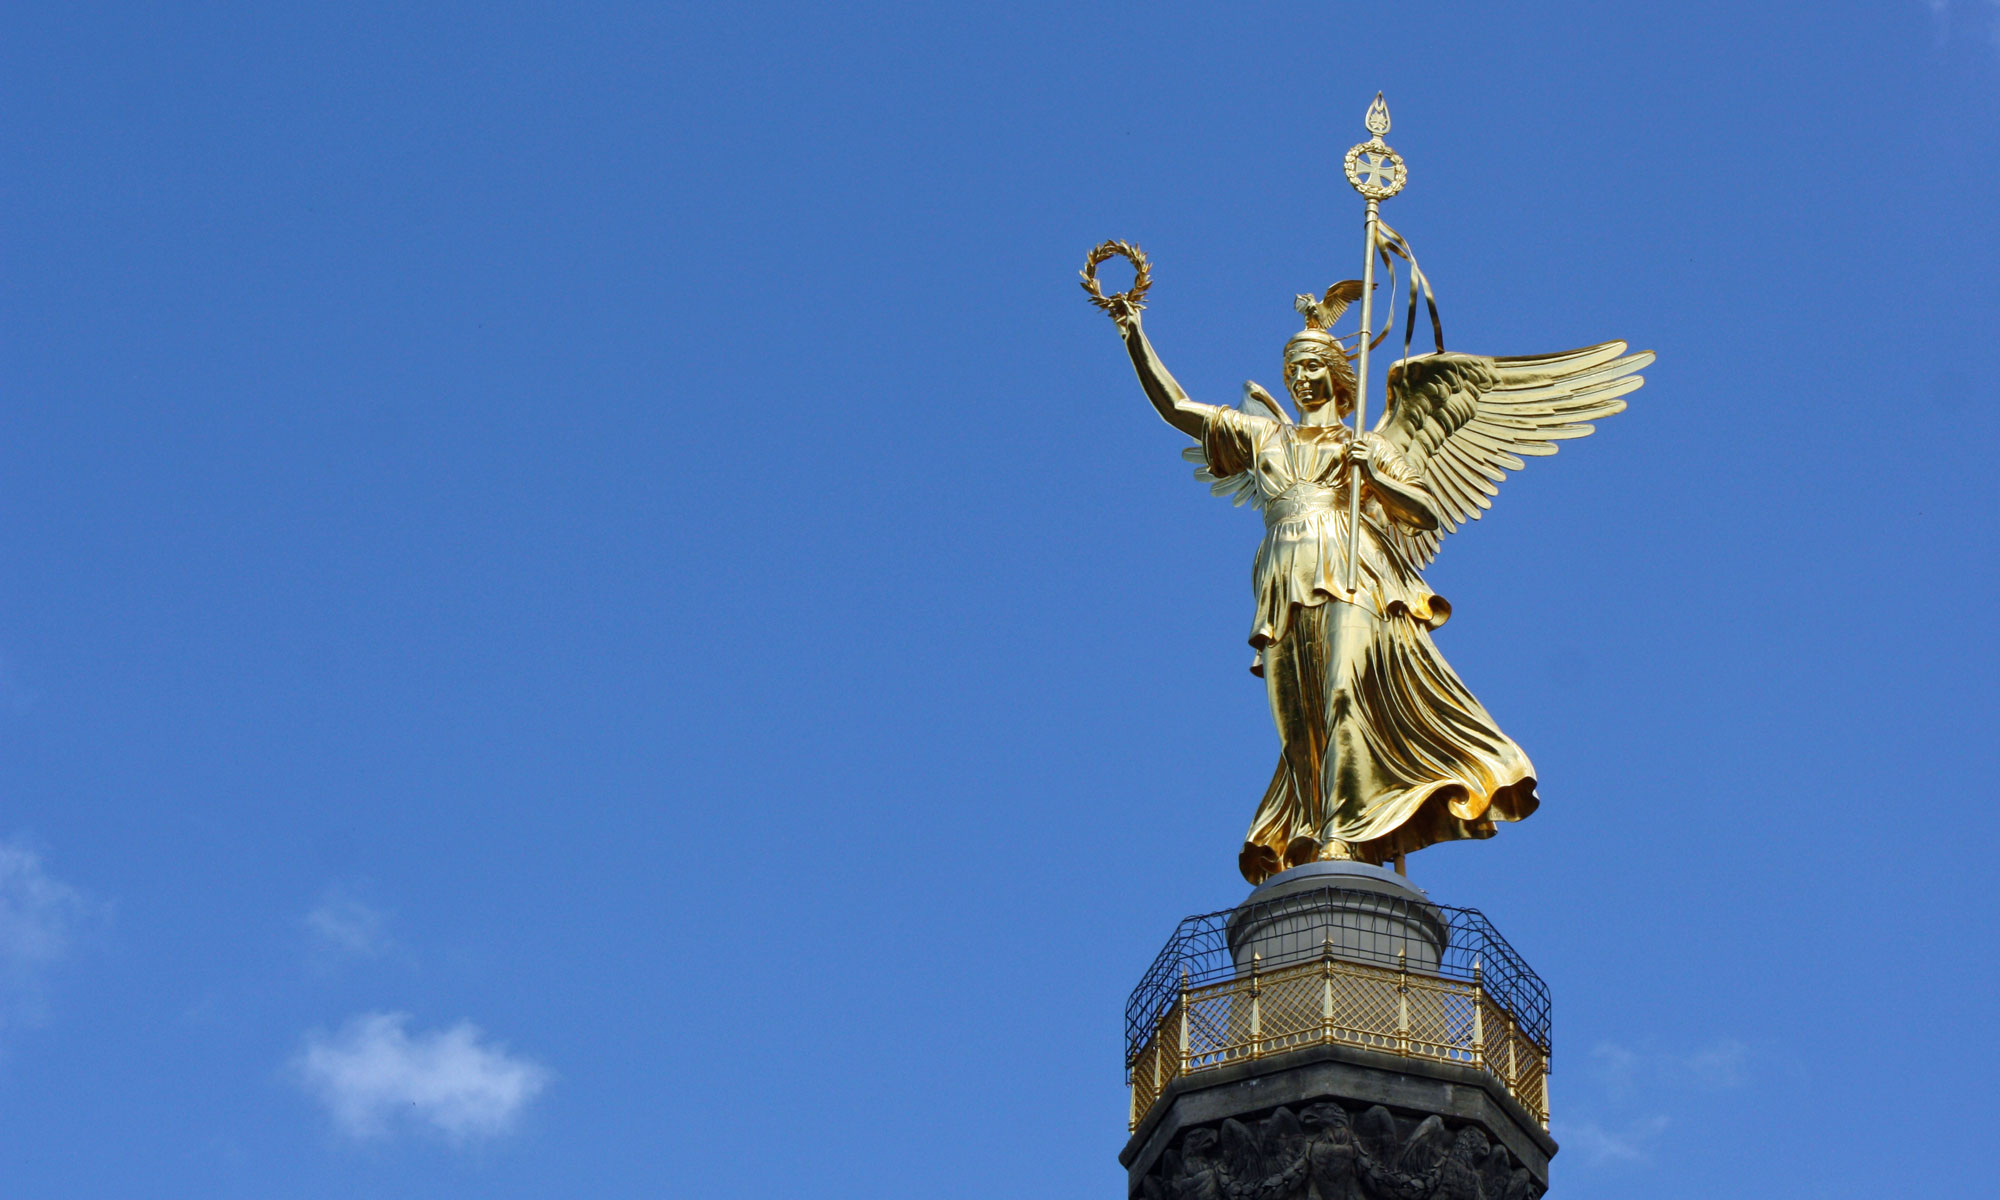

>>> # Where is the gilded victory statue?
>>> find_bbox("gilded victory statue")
[1085,97,1652,883]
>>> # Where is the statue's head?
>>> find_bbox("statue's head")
[1284,330,1356,417]
[1286,282,1364,418]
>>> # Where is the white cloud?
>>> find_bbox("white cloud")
[295,1012,549,1144]
[305,888,392,960]
[1556,1115,1670,1166]
[0,838,98,1029]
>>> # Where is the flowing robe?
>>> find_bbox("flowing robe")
[1196,407,1539,883]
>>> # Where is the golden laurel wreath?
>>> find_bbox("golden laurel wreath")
[1079,240,1152,313]
[1342,141,1406,201]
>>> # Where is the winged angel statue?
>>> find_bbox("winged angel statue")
[1103,282,1651,883]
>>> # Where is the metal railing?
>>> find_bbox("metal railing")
[1125,888,1550,1132]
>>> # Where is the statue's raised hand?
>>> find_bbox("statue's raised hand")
[1107,295,1143,337]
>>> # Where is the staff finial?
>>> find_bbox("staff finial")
[1344,95,1407,201]
[1365,92,1391,138]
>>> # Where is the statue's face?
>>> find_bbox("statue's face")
[1285,347,1351,416]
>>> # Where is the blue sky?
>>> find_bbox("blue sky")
[2,2,1997,1196]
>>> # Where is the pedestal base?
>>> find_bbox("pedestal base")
[1226,861,1449,974]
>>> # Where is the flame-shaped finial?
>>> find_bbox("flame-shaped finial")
[1365,92,1391,139]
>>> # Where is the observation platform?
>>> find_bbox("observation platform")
[1121,862,1556,1199]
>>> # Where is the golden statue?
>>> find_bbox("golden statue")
[1086,97,1653,883]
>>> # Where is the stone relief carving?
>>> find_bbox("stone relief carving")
[1138,1101,1543,1200]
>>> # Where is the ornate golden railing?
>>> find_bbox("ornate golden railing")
[1127,950,1549,1132]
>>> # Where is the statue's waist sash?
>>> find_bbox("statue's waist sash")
[1264,484,1341,525]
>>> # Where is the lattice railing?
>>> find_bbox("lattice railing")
[1126,950,1550,1132]
[1127,887,1548,1062]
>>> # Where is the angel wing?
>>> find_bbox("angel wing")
[1180,380,1289,507]
[1375,340,1653,565]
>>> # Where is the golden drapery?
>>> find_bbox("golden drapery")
[1197,407,1538,883]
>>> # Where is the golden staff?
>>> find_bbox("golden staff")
[1340,93,1407,594]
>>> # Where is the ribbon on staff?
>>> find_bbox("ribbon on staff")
[1372,218,1444,358]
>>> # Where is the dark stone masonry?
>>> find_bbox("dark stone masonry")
[1135,1095,1543,1200]
[1123,1041,1555,1200]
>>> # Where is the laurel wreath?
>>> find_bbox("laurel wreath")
[1342,140,1407,202]
[1079,240,1152,313]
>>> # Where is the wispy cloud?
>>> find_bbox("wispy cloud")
[1923,0,1953,45]
[1590,1040,1642,1091]
[1591,1037,1753,1094]
[0,837,99,1030]
[305,887,393,960]
[1682,1038,1750,1089]
[1556,1115,1671,1166]
[1558,1037,1756,1172]
[295,1012,550,1145]
[1921,0,2000,55]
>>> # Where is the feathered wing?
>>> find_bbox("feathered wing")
[1294,280,1367,332]
[1374,341,1653,565]
[1180,380,1289,507]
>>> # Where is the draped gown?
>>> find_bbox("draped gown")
[1191,406,1539,884]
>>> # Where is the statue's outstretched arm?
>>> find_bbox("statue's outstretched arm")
[1114,307,1210,439]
